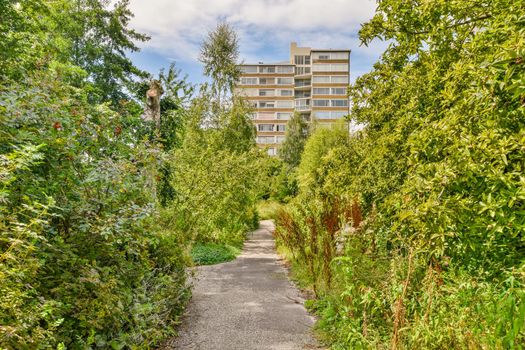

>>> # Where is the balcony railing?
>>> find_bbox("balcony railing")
[295,80,311,87]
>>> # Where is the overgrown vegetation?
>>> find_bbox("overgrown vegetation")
[256,200,284,221]
[4,0,523,348]
[0,3,264,348]
[275,1,525,349]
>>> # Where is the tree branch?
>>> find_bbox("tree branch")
[404,14,492,35]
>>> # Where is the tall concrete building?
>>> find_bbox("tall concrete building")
[236,42,350,155]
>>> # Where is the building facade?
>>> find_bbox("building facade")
[236,42,350,155]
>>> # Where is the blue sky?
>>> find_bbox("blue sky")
[126,0,387,85]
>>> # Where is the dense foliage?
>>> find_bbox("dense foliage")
[279,112,309,169]
[169,22,261,246]
[167,93,262,245]
[275,1,525,348]
[0,67,189,349]
[1,3,262,349]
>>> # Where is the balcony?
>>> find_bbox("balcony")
[296,105,311,112]
[294,80,311,91]
[295,98,311,112]
[295,79,311,86]
[294,66,312,78]
[295,92,311,98]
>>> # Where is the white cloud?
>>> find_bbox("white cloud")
[127,0,379,61]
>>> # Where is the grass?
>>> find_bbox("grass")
[256,200,284,220]
[191,242,241,265]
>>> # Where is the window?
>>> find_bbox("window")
[312,64,348,72]
[331,52,348,59]
[236,88,257,96]
[315,111,331,119]
[260,66,276,73]
[331,88,346,95]
[332,111,347,118]
[295,79,311,87]
[276,124,286,132]
[331,76,349,83]
[295,91,310,98]
[276,112,291,120]
[259,101,275,108]
[240,65,257,73]
[276,100,293,108]
[313,99,330,107]
[331,64,348,72]
[312,64,330,72]
[267,148,276,156]
[312,88,346,95]
[295,67,311,75]
[277,77,293,85]
[314,111,347,119]
[312,76,330,83]
[257,136,275,144]
[259,78,275,85]
[312,52,348,60]
[277,66,294,73]
[259,89,274,96]
[313,88,330,95]
[294,55,311,65]
[257,113,274,120]
[312,52,330,60]
[312,76,349,84]
[279,89,293,96]
[331,99,348,107]
[295,99,310,107]
[258,124,274,132]
[240,77,257,85]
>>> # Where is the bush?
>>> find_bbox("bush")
[167,94,264,246]
[275,8,525,342]
[256,200,283,220]
[0,73,189,348]
[191,243,241,265]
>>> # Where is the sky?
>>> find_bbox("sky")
[126,0,388,85]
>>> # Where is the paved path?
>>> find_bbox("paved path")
[165,220,322,350]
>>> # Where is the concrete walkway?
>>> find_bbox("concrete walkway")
[164,220,322,350]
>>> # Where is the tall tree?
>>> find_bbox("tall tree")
[199,22,241,108]
[52,0,149,105]
[279,113,309,168]
[196,23,256,152]
[213,96,256,153]
[0,0,52,79]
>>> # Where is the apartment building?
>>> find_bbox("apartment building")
[236,42,350,155]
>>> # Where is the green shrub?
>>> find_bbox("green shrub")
[0,72,189,349]
[275,4,525,344]
[167,94,265,246]
[256,200,284,220]
[191,243,241,265]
